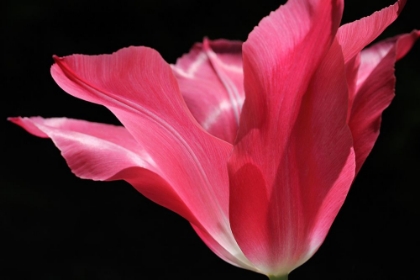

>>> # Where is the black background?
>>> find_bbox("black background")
[3,0,420,279]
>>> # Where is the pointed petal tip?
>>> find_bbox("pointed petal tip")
[409,29,420,40]
[202,37,211,51]
[337,0,410,63]
[398,0,407,14]
[51,55,65,74]
[52,54,62,62]
[8,116,33,126]
[8,117,50,138]
[395,29,420,60]
[7,117,24,128]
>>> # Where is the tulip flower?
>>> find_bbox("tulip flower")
[9,0,419,278]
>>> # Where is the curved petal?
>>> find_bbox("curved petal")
[49,47,249,268]
[9,117,196,219]
[9,117,158,179]
[337,0,406,63]
[348,30,420,173]
[190,223,256,271]
[172,39,244,143]
[344,54,361,120]
[228,0,354,275]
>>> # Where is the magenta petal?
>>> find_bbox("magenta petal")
[9,117,196,220]
[9,0,418,276]
[48,47,252,267]
[190,223,255,271]
[9,117,158,180]
[337,0,405,63]
[349,30,420,173]
[229,0,355,275]
[172,39,244,143]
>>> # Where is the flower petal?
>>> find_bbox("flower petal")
[348,30,420,173]
[9,117,157,179]
[10,117,253,271]
[191,224,255,271]
[337,0,406,63]
[9,117,195,220]
[172,39,244,143]
[49,47,248,267]
[229,0,354,275]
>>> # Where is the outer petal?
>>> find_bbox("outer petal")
[228,0,355,275]
[9,117,159,180]
[9,117,192,214]
[172,39,244,143]
[48,47,251,269]
[191,224,256,271]
[337,0,406,63]
[348,31,420,173]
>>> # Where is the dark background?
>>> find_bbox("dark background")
[3,0,420,279]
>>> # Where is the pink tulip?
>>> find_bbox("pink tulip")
[9,0,419,278]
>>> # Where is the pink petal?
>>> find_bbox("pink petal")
[337,0,406,63]
[191,224,255,271]
[49,47,249,267]
[9,117,156,179]
[344,54,361,122]
[348,30,420,173]
[172,39,244,143]
[229,0,354,275]
[9,117,195,221]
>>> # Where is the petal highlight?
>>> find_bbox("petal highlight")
[172,39,244,143]
[49,47,251,268]
[337,0,406,63]
[229,0,354,275]
[9,117,196,221]
[9,117,158,180]
[348,30,420,173]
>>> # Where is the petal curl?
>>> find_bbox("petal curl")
[9,117,198,220]
[9,117,158,180]
[172,39,244,143]
[49,47,250,268]
[348,30,420,173]
[337,0,406,63]
[228,0,355,275]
